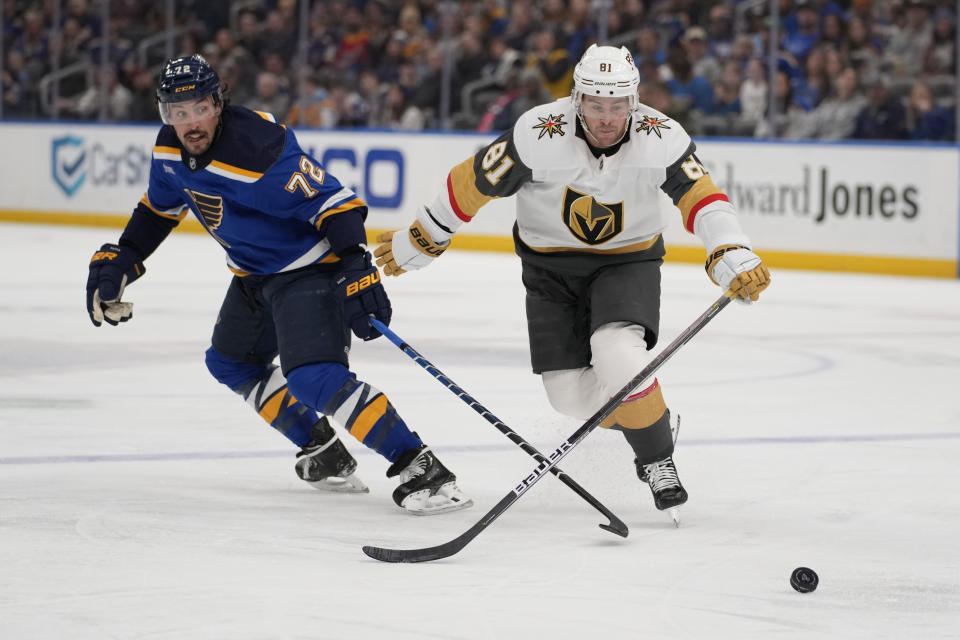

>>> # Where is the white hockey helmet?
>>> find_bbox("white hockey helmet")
[571,44,640,115]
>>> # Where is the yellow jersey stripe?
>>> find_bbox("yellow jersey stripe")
[313,197,367,228]
[676,175,725,231]
[349,395,388,442]
[206,160,264,183]
[139,193,188,220]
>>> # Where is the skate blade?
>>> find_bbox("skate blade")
[305,473,370,494]
[401,483,474,516]
[668,507,681,527]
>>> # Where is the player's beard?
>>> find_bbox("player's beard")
[182,128,212,154]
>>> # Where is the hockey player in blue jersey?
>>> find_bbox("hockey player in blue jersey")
[85,55,472,515]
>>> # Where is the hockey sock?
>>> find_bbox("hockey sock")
[599,379,675,463]
[286,363,422,462]
[205,348,315,447]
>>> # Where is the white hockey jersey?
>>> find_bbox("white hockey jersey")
[426,96,749,260]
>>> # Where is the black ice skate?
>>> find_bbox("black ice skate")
[386,444,473,515]
[636,455,688,527]
[295,418,369,493]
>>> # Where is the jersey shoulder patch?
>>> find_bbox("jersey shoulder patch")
[513,97,580,170]
[629,104,692,165]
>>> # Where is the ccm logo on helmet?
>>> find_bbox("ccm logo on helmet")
[175,85,197,93]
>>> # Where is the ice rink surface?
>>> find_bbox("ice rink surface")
[2,222,959,639]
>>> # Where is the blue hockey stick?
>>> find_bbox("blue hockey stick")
[369,317,628,538]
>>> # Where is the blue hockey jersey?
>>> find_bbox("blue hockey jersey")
[137,105,367,276]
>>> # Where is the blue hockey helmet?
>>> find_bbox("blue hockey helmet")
[156,54,223,124]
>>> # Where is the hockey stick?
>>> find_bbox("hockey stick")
[368,317,628,537]
[363,294,733,563]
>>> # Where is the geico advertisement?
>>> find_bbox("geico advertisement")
[4,123,957,259]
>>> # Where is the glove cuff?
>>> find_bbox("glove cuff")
[407,219,449,258]
[705,244,749,285]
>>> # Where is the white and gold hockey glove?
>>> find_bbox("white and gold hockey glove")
[707,244,771,303]
[374,207,451,276]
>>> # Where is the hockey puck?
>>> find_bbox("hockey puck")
[790,567,819,593]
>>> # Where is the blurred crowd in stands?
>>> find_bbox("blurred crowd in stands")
[2,0,956,140]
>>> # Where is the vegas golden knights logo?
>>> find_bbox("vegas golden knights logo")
[184,189,230,247]
[561,187,624,245]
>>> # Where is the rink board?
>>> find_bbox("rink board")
[0,121,957,277]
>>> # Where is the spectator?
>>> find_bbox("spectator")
[372,82,425,130]
[334,5,369,73]
[559,0,596,61]
[922,9,956,75]
[377,32,408,84]
[681,26,721,86]
[791,66,867,139]
[526,28,573,100]
[2,51,30,117]
[906,80,954,140]
[707,5,736,60]
[793,45,830,110]
[782,1,821,63]
[66,66,133,121]
[236,8,265,64]
[260,9,297,65]
[853,74,908,139]
[477,66,552,132]
[483,35,522,84]
[502,1,535,52]
[286,74,329,127]
[128,67,161,122]
[11,9,50,82]
[884,0,933,77]
[318,79,366,128]
[755,69,808,137]
[729,34,757,69]
[847,15,883,76]
[708,59,742,117]
[634,26,666,68]
[820,13,847,50]
[739,58,768,124]
[249,71,291,118]
[664,47,713,114]
[457,32,491,90]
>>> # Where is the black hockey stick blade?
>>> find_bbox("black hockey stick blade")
[362,294,732,563]
[369,317,628,538]
[363,493,515,563]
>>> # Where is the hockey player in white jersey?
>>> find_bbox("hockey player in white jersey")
[375,44,770,523]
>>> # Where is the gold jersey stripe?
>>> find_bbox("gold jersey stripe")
[257,388,293,424]
[313,197,367,228]
[600,382,667,430]
[153,145,180,155]
[447,157,493,219]
[139,194,188,220]
[349,394,389,442]
[676,175,725,231]
[208,159,264,180]
[526,235,660,255]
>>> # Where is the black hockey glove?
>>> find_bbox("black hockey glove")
[86,243,145,327]
[335,249,391,341]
